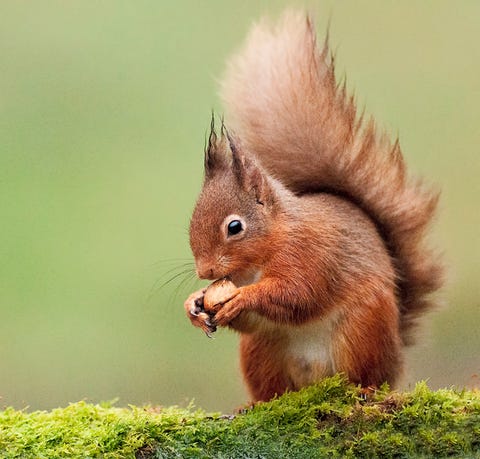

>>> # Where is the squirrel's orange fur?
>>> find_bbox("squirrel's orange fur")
[184,11,443,402]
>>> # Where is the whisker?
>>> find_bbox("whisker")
[166,272,204,308]
[147,266,196,304]
[158,268,195,290]
[159,263,195,278]
[149,258,194,268]
[148,261,195,290]
[173,271,200,301]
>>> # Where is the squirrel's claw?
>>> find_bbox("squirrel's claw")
[203,317,217,337]
[204,328,216,339]
[189,308,217,337]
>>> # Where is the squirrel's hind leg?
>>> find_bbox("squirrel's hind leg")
[239,334,293,402]
[332,289,404,388]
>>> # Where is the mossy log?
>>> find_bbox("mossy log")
[1,375,479,458]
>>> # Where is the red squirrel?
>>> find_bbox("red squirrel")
[184,11,443,402]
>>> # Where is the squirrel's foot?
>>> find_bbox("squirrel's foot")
[184,289,216,337]
[234,401,258,414]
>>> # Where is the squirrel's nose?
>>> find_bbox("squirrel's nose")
[196,262,215,280]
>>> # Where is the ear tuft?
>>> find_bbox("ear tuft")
[204,113,228,178]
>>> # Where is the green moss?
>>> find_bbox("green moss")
[1,376,480,458]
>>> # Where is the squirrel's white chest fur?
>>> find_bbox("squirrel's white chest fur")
[286,318,334,360]
[283,313,339,386]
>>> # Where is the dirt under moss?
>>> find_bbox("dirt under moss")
[1,375,479,458]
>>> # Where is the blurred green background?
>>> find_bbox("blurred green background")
[1,0,479,412]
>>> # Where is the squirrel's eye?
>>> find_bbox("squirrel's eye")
[227,219,243,236]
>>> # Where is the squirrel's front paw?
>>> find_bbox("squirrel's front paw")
[211,294,243,327]
[203,278,238,314]
[184,289,216,337]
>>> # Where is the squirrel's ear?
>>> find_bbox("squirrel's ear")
[226,131,275,206]
[204,115,229,178]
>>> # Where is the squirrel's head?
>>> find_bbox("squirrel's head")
[189,118,280,283]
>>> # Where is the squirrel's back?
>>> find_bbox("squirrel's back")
[221,11,443,344]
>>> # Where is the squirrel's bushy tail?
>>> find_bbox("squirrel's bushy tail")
[220,11,443,344]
